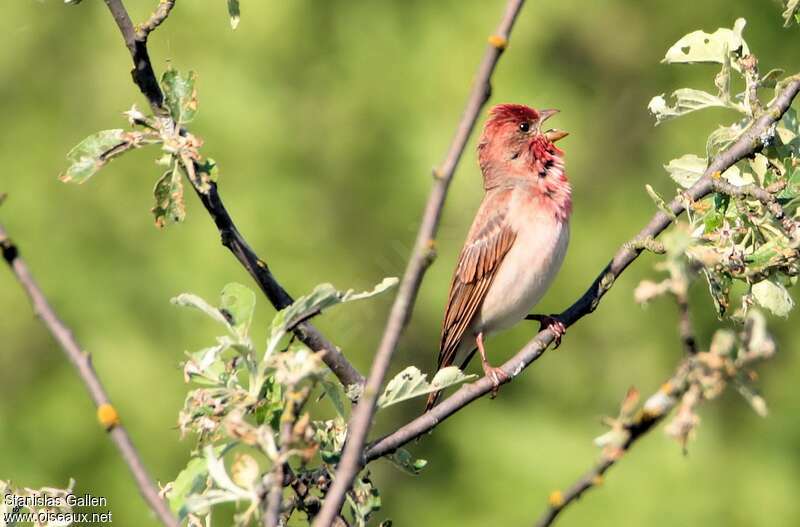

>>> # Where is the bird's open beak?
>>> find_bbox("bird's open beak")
[539,108,569,143]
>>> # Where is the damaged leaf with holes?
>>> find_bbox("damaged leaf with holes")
[162,68,199,125]
[152,162,186,228]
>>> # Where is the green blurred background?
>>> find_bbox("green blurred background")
[1,1,799,525]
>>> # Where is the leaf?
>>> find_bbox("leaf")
[320,378,347,417]
[269,277,398,346]
[783,0,800,27]
[227,0,241,29]
[664,154,707,188]
[60,129,126,183]
[220,283,256,339]
[706,123,743,158]
[703,268,732,318]
[152,165,186,228]
[161,68,198,124]
[171,292,233,329]
[648,89,734,125]
[168,456,210,519]
[662,18,749,67]
[386,448,428,475]
[752,278,794,317]
[644,184,676,219]
[377,366,476,408]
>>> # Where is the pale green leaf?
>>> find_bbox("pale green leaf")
[320,378,347,417]
[649,89,734,125]
[662,18,749,67]
[706,123,744,157]
[168,456,210,519]
[752,278,794,317]
[220,283,256,339]
[783,0,800,27]
[161,68,198,124]
[152,165,186,228]
[664,154,707,188]
[171,292,233,329]
[645,184,676,219]
[60,129,126,183]
[377,366,476,409]
[269,277,398,345]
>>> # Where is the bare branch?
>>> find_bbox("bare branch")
[364,76,800,463]
[313,1,528,524]
[100,0,364,388]
[0,224,178,527]
[139,0,176,39]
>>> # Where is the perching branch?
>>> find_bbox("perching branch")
[364,76,800,463]
[314,1,528,524]
[138,0,176,39]
[0,224,178,527]
[100,0,364,388]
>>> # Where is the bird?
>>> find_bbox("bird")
[425,103,572,411]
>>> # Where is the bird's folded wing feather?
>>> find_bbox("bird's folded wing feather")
[438,190,516,369]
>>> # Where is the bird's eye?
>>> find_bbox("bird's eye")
[519,122,530,133]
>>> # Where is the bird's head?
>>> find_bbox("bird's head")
[478,103,571,218]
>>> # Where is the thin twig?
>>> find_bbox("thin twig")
[138,0,176,39]
[313,1,528,524]
[364,77,800,463]
[100,0,364,388]
[0,225,178,527]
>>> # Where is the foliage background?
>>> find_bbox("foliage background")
[1,1,798,525]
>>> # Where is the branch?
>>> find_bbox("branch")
[138,0,176,39]
[313,1,528,524]
[364,77,800,463]
[0,224,178,527]
[100,0,364,388]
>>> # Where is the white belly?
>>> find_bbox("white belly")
[475,214,569,334]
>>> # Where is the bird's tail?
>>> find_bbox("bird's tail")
[422,345,477,413]
[424,390,442,412]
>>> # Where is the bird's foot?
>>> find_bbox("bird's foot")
[526,314,567,348]
[481,363,509,399]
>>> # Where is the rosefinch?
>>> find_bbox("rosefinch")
[426,103,571,410]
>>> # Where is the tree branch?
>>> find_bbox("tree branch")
[100,0,364,388]
[139,0,176,39]
[313,1,528,524]
[364,77,800,463]
[0,224,178,527]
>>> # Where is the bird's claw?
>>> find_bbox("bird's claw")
[527,314,567,348]
[483,365,509,399]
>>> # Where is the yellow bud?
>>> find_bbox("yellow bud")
[548,490,564,508]
[97,403,120,430]
[592,474,604,486]
[488,35,507,49]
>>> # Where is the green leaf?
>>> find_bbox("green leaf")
[664,154,707,188]
[648,89,735,125]
[227,0,241,29]
[161,68,198,124]
[377,366,476,408]
[168,456,210,519]
[320,378,348,417]
[644,184,676,219]
[60,129,126,183]
[152,165,186,228]
[778,167,800,199]
[171,292,233,329]
[703,268,732,318]
[662,18,749,67]
[752,278,794,317]
[220,283,256,339]
[706,123,743,158]
[386,448,428,475]
[783,0,800,27]
[269,277,398,348]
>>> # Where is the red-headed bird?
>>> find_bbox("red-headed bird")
[426,104,571,411]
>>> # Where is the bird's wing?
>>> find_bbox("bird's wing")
[437,190,516,370]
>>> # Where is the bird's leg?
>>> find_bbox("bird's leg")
[477,332,508,398]
[526,314,567,348]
